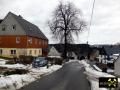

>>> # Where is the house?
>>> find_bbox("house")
[91,45,120,64]
[47,46,63,65]
[49,44,90,60]
[0,12,48,58]
[67,51,77,59]
[48,46,61,58]
[88,47,99,61]
[114,55,120,76]
[103,45,120,60]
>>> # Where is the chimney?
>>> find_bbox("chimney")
[18,15,23,18]
[0,19,3,23]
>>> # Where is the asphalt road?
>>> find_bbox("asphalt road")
[19,61,91,90]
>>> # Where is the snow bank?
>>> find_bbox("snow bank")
[0,59,8,65]
[30,65,62,77]
[0,65,62,90]
[93,65,102,72]
[0,64,27,69]
[79,60,114,77]
[107,69,114,73]
[79,60,114,90]
[0,74,35,89]
[90,80,108,90]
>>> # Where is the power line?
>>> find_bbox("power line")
[87,0,96,44]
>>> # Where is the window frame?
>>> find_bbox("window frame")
[34,50,36,55]
[29,50,32,55]
[2,25,6,31]
[0,49,2,55]
[11,50,16,55]
[12,25,16,30]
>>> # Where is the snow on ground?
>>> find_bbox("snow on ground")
[0,65,62,90]
[0,59,28,69]
[93,65,102,72]
[0,64,27,69]
[107,68,114,73]
[29,65,62,78]
[0,74,35,89]
[79,60,114,90]
[90,80,107,90]
[0,59,8,65]
[79,60,114,77]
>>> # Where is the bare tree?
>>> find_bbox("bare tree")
[48,2,86,60]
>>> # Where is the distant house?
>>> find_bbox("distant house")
[0,12,48,58]
[91,45,120,64]
[103,45,120,60]
[114,56,120,76]
[49,44,90,60]
[48,46,61,58]
[67,51,77,59]
[89,48,99,61]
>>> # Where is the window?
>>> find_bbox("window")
[39,50,41,54]
[16,37,20,44]
[12,25,16,30]
[11,50,16,55]
[0,49,2,55]
[2,25,6,31]
[29,50,32,55]
[28,37,32,44]
[34,50,36,55]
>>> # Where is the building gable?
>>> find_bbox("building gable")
[10,12,48,40]
[0,12,26,35]
[48,46,61,57]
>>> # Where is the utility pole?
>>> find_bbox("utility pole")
[87,0,96,59]
[87,0,96,44]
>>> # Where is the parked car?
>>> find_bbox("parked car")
[32,57,48,68]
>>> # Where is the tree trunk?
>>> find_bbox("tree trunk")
[64,29,67,61]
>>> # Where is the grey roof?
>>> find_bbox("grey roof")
[9,12,48,40]
[49,44,90,57]
[103,45,120,55]
[48,46,61,57]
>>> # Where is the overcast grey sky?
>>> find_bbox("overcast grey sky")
[0,0,120,45]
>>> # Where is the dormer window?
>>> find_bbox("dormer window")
[12,25,16,30]
[2,25,6,31]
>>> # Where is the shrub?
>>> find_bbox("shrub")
[19,55,34,64]
[3,69,28,76]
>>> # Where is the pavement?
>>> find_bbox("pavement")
[19,61,91,90]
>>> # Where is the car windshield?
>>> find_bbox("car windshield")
[35,57,45,61]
